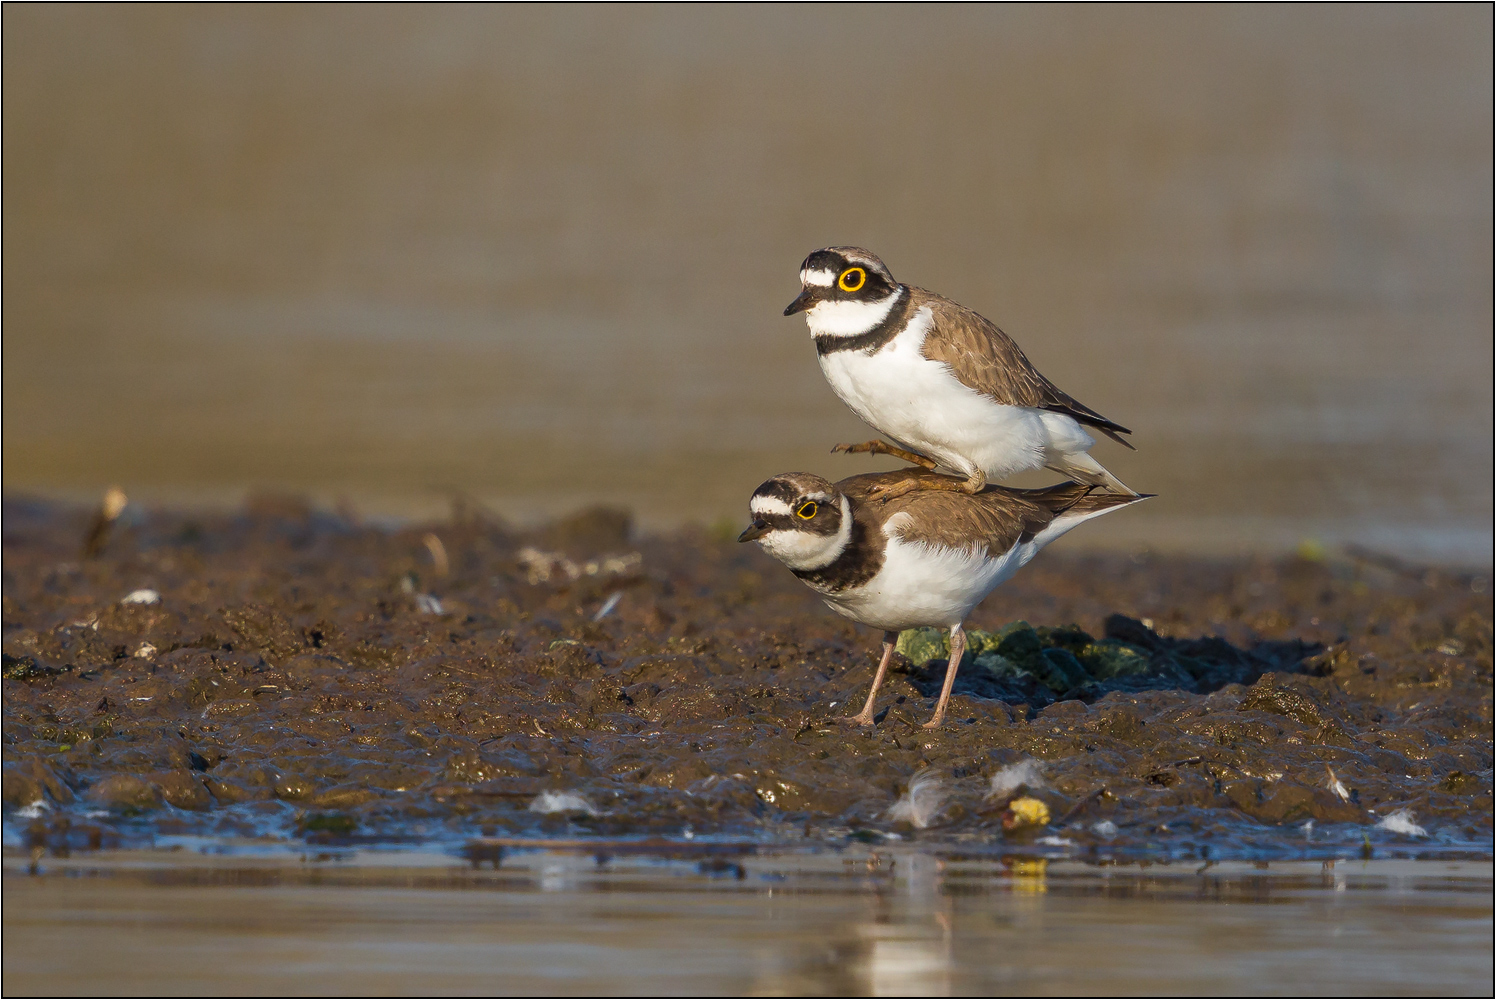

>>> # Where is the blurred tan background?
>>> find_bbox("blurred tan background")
[4,6,1491,562]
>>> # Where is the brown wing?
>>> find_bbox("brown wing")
[912,288,1135,448]
[836,471,1063,558]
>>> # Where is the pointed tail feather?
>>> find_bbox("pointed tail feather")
[1062,489,1156,519]
[1097,425,1136,450]
[1016,481,1154,519]
[1046,452,1138,496]
[1013,480,1094,517]
[1041,401,1135,450]
[1031,487,1153,547]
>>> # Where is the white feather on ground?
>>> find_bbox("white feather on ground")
[887,769,947,829]
[1374,808,1427,837]
[989,758,1046,799]
[528,791,597,816]
[1324,764,1351,801]
[16,799,49,819]
[592,591,623,622]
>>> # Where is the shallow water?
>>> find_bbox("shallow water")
[3,7,1492,562]
[3,850,1491,996]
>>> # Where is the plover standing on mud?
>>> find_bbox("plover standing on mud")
[738,470,1150,728]
[784,247,1136,500]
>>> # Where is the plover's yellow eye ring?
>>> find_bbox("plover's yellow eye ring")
[796,501,818,520]
[838,267,866,293]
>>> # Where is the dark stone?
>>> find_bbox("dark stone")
[1104,615,1164,650]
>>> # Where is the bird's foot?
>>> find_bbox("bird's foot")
[831,440,938,470]
[869,472,986,501]
[865,477,923,502]
[831,440,878,455]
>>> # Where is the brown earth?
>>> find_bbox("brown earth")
[2,495,1491,859]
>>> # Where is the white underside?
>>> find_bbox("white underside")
[811,505,1120,631]
[814,305,1096,481]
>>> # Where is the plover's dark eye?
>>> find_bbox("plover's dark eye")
[838,267,866,293]
[796,501,818,520]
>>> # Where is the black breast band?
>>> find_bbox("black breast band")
[813,287,914,356]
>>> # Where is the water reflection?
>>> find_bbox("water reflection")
[2,851,1490,994]
[860,923,952,998]
[859,852,954,997]
[537,855,586,894]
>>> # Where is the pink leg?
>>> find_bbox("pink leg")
[922,624,967,729]
[844,631,899,727]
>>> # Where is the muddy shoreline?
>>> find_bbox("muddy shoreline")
[2,495,1491,860]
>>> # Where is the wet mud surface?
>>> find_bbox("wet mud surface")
[3,496,1492,861]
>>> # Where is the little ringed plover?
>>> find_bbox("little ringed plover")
[739,469,1150,728]
[784,247,1136,500]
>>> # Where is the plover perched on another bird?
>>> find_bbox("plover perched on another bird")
[784,247,1136,499]
[738,470,1150,728]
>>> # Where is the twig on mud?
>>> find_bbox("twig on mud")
[1056,786,1108,826]
[1343,544,1427,581]
[423,533,450,577]
[81,486,128,559]
[518,547,642,585]
[880,711,921,731]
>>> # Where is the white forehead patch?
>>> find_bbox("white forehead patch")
[750,495,794,517]
[801,268,835,288]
